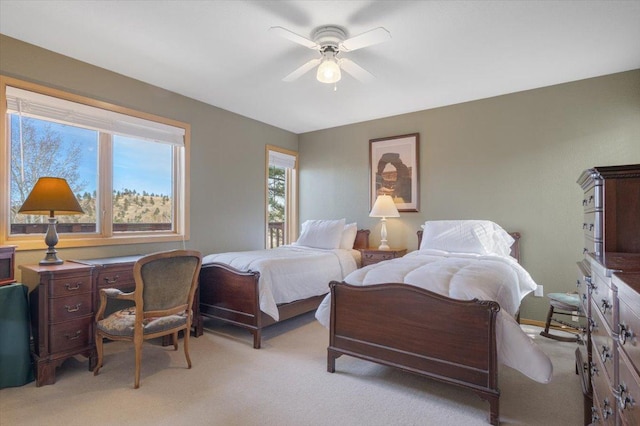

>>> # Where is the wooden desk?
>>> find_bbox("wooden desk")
[21,255,203,386]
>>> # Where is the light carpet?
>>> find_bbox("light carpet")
[0,313,583,426]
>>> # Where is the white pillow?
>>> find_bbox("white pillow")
[339,222,358,249]
[419,220,513,256]
[296,219,346,249]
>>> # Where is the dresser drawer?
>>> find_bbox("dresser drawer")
[49,316,92,353]
[590,261,616,330]
[616,278,640,374]
[591,304,615,382]
[582,183,602,212]
[583,211,602,242]
[48,292,93,323]
[618,350,640,425]
[576,260,591,317]
[49,274,92,297]
[591,348,617,425]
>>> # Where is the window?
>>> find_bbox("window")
[1,76,190,249]
[265,145,297,248]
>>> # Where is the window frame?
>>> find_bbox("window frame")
[0,75,191,250]
[265,145,298,248]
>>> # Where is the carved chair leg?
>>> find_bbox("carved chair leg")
[183,326,192,369]
[94,332,103,376]
[134,335,143,389]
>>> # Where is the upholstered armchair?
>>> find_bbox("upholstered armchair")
[93,249,202,388]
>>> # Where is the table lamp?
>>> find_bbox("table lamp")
[18,177,84,265]
[369,194,400,250]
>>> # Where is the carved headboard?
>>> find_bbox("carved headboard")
[354,229,370,250]
[416,230,521,263]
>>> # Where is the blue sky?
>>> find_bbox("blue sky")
[19,118,172,196]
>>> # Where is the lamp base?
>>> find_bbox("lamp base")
[378,243,391,250]
[40,217,64,265]
[40,249,63,265]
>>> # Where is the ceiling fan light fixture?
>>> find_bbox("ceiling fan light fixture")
[316,54,341,84]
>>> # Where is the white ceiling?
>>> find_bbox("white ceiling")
[1,1,639,134]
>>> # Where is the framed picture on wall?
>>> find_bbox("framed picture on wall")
[369,133,419,212]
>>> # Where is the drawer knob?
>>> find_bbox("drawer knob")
[618,384,635,410]
[618,323,634,345]
[104,275,120,285]
[65,282,82,291]
[64,303,81,313]
[64,330,82,340]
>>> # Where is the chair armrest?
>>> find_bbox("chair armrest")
[95,288,135,321]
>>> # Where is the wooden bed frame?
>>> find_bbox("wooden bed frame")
[198,229,370,349]
[327,231,521,426]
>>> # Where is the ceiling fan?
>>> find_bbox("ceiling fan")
[270,25,391,86]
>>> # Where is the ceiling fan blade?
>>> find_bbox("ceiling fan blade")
[339,27,391,52]
[339,58,375,83]
[282,58,322,82]
[269,26,318,49]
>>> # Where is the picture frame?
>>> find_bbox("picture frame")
[369,133,419,212]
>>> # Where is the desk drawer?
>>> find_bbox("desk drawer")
[49,274,92,297]
[96,267,135,290]
[49,316,92,353]
[49,292,93,323]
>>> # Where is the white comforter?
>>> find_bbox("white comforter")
[203,245,358,321]
[315,250,553,383]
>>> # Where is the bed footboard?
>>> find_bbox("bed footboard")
[328,281,501,425]
[199,262,263,348]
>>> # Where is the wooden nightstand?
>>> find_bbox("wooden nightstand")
[359,248,407,267]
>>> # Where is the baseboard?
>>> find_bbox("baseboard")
[519,318,580,334]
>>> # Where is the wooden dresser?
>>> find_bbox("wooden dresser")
[21,255,203,386]
[575,164,640,424]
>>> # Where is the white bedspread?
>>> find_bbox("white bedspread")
[203,245,358,321]
[315,250,553,383]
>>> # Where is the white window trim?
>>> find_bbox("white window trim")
[0,75,191,250]
[265,145,298,247]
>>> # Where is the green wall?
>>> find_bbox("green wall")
[298,70,640,321]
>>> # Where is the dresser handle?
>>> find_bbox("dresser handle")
[619,323,634,345]
[65,330,82,340]
[589,361,599,377]
[589,318,597,333]
[588,283,596,295]
[576,279,581,288]
[602,399,613,419]
[591,406,600,424]
[104,275,120,284]
[583,199,588,207]
[583,248,589,254]
[618,384,635,410]
[588,224,594,231]
[65,282,82,291]
[64,303,81,313]
[582,223,588,230]
[601,345,612,363]
[601,299,611,314]
[589,195,594,204]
